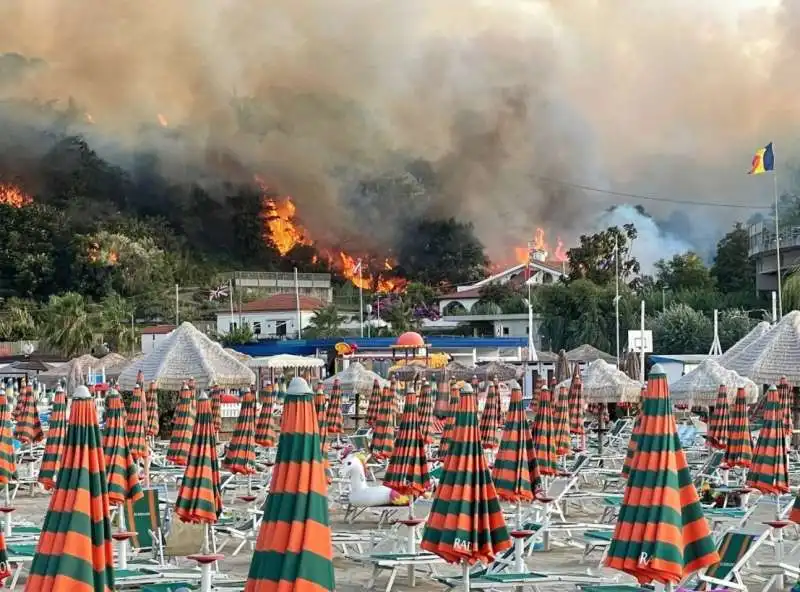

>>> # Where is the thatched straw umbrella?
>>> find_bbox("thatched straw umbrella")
[554,349,571,383]
[38,354,99,392]
[566,344,616,364]
[556,359,641,404]
[717,321,771,367]
[720,316,788,379]
[741,311,800,384]
[117,322,255,390]
[322,362,388,396]
[670,358,759,406]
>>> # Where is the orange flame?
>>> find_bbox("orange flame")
[508,227,569,268]
[0,183,32,208]
[157,114,168,127]
[332,252,407,293]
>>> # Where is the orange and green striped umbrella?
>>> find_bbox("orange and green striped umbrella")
[621,386,647,480]
[438,382,460,460]
[724,386,752,469]
[26,385,115,591]
[433,379,449,418]
[38,386,68,490]
[706,385,730,451]
[0,391,15,485]
[14,384,43,444]
[126,382,148,462]
[418,381,435,445]
[245,377,334,591]
[421,382,511,564]
[492,382,540,502]
[102,389,144,507]
[146,380,159,438]
[370,382,396,461]
[529,386,557,476]
[209,384,222,434]
[325,379,343,435]
[167,382,196,466]
[383,388,430,497]
[224,388,257,475]
[568,367,585,436]
[604,365,719,585]
[778,376,793,434]
[175,391,222,524]
[553,385,571,456]
[479,383,501,450]
[746,384,789,495]
[255,383,277,447]
[366,379,381,428]
[314,382,326,429]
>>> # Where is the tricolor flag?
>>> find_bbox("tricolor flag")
[748,142,775,175]
[208,284,229,300]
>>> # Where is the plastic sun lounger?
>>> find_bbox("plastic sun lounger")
[364,551,448,592]
[5,543,35,591]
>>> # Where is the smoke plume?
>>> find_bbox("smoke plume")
[0,0,792,266]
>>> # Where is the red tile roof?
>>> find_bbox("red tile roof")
[440,287,482,299]
[240,293,327,312]
[141,324,176,335]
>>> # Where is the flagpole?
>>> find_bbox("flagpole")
[358,259,364,338]
[228,278,235,329]
[614,236,620,368]
[774,167,783,319]
[175,283,179,325]
[294,267,302,339]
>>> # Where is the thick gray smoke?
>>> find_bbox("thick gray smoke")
[0,0,792,264]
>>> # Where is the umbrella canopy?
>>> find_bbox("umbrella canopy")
[370,383,395,460]
[14,383,42,444]
[557,359,641,404]
[473,362,518,382]
[0,391,15,485]
[778,376,794,434]
[126,382,148,462]
[255,383,277,447]
[620,387,647,480]
[38,386,67,491]
[567,344,616,364]
[26,385,115,591]
[366,379,382,428]
[568,365,585,436]
[733,311,800,383]
[492,381,541,502]
[167,382,196,466]
[444,360,476,381]
[248,353,325,370]
[670,358,758,405]
[604,365,719,585]
[175,391,222,523]
[421,381,511,564]
[324,379,344,435]
[718,320,771,366]
[102,389,144,506]
[438,382,461,460]
[118,322,255,390]
[706,386,730,451]
[745,385,789,495]
[418,381,435,445]
[479,383,501,450]
[224,388,258,475]
[146,380,159,437]
[622,350,641,381]
[530,386,557,476]
[553,385,571,456]
[37,354,99,394]
[210,384,222,434]
[322,361,388,397]
[383,388,430,497]
[555,349,571,383]
[244,377,334,591]
[313,383,326,432]
[724,386,753,469]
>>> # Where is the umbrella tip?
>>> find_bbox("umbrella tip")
[460,383,474,394]
[72,385,92,400]
[198,390,209,400]
[287,376,312,396]
[55,384,64,393]
[649,363,666,376]
[508,379,521,390]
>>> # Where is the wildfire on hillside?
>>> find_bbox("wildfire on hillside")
[254,175,407,292]
[0,183,32,208]
[87,242,119,266]
[513,227,568,265]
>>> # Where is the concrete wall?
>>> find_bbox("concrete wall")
[217,310,317,338]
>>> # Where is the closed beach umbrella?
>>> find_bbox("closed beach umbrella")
[418,381,434,445]
[255,383,277,447]
[126,382,148,462]
[0,391,15,485]
[38,386,67,491]
[479,383,501,450]
[370,380,396,460]
[438,382,461,460]
[706,385,730,451]
[223,387,257,475]
[383,388,430,497]
[530,386,557,476]
[366,379,381,428]
[433,379,449,418]
[724,386,753,468]
[621,386,647,480]
[25,385,115,591]
[325,379,343,435]
[421,382,511,564]
[210,384,222,434]
[553,385,571,456]
[746,384,789,495]
[492,382,541,502]
[103,389,144,506]
[175,391,222,524]
[146,380,160,438]
[313,382,326,431]
[244,377,335,591]
[604,365,719,585]
[167,382,196,466]
[568,365,585,436]
[14,384,43,444]
[778,376,793,434]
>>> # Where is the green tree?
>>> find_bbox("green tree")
[655,252,714,293]
[783,271,800,312]
[403,282,437,308]
[397,218,489,288]
[651,303,712,354]
[0,298,38,341]
[711,223,755,293]
[382,298,416,334]
[566,224,640,286]
[304,304,345,338]
[220,324,254,346]
[100,293,136,354]
[718,309,760,351]
[39,292,96,357]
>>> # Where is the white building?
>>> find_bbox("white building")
[140,324,176,354]
[216,293,327,339]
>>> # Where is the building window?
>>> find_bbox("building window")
[502,327,510,336]
[253,321,261,336]
[276,321,287,337]
[229,322,237,331]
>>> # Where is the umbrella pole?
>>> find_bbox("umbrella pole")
[462,561,470,591]
[118,504,129,569]
[406,499,416,586]
[514,502,524,573]
[3,484,10,537]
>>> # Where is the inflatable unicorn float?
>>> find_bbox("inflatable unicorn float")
[339,446,410,507]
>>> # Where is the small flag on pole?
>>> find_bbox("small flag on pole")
[748,142,775,175]
[208,284,229,300]
[353,259,363,275]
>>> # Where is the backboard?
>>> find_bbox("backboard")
[627,330,653,353]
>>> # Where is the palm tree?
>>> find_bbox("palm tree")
[39,292,95,357]
[0,298,38,341]
[100,293,135,354]
[783,270,800,312]
[304,304,345,338]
